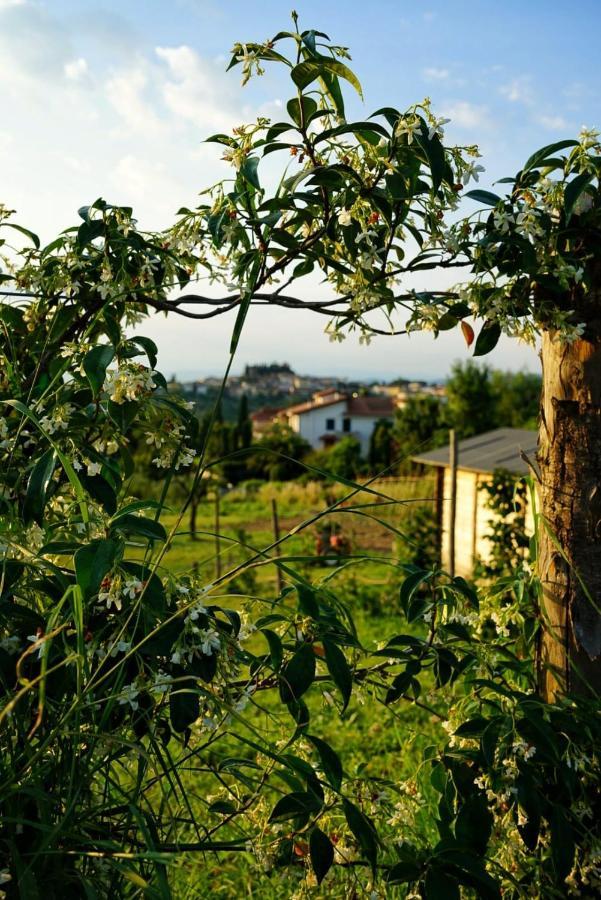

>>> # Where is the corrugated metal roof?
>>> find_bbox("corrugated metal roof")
[412,427,538,475]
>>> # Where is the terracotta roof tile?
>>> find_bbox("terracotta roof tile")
[347,396,395,417]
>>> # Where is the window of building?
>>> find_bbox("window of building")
[342,417,351,433]
[326,418,335,431]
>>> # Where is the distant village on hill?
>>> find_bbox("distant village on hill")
[171,362,446,425]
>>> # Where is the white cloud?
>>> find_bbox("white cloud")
[105,66,163,134]
[537,114,567,131]
[500,77,533,105]
[64,57,88,81]
[441,100,491,131]
[422,66,449,81]
[155,45,237,132]
[0,3,250,238]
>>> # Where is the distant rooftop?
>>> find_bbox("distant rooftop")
[412,427,538,476]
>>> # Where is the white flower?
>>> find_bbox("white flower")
[463,162,485,184]
[493,209,514,233]
[119,682,140,710]
[123,578,143,599]
[98,577,122,612]
[86,461,102,477]
[579,125,600,149]
[0,635,20,654]
[103,364,156,405]
[427,116,450,140]
[152,670,173,694]
[198,628,221,656]
[27,631,46,659]
[337,208,353,227]
[187,602,207,622]
[171,650,182,665]
[395,117,422,145]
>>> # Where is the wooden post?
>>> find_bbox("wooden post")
[435,467,444,567]
[449,429,458,578]
[214,489,221,581]
[271,498,283,594]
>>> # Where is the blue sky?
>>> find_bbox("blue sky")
[2,0,600,380]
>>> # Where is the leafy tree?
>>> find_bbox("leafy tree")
[368,418,393,471]
[491,369,541,429]
[444,360,498,438]
[393,393,447,459]
[235,393,253,450]
[323,435,363,480]
[247,422,310,480]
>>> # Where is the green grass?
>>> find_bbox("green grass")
[134,477,443,898]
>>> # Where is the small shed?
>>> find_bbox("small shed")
[412,428,537,577]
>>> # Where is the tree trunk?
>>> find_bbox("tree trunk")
[537,331,601,700]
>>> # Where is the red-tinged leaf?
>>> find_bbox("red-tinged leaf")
[461,321,475,348]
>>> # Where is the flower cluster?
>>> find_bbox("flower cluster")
[103,364,156,404]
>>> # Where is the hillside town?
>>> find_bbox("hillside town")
[172,363,447,448]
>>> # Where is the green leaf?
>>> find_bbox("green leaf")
[230,254,261,355]
[4,399,89,525]
[523,139,578,172]
[342,800,378,871]
[297,584,320,618]
[169,685,199,733]
[307,734,343,790]
[323,638,352,711]
[240,156,261,190]
[465,190,502,206]
[262,628,283,669]
[564,172,593,222]
[455,796,493,855]
[437,850,500,899]
[80,473,117,516]
[400,569,431,613]
[129,336,158,369]
[310,827,334,885]
[550,806,575,880]
[453,716,489,737]
[269,791,321,823]
[110,514,167,543]
[107,399,139,433]
[291,58,363,99]
[286,95,317,128]
[110,500,162,520]
[74,539,119,602]
[387,861,422,884]
[425,867,460,900]
[2,222,40,248]
[23,448,57,525]
[83,344,114,395]
[417,131,447,193]
[385,669,413,705]
[279,643,316,704]
[473,321,501,356]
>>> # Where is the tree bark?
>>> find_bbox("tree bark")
[537,330,601,700]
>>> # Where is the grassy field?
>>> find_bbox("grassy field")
[154,475,438,582]
[137,476,444,898]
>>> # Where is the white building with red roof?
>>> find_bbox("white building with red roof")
[273,388,395,453]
